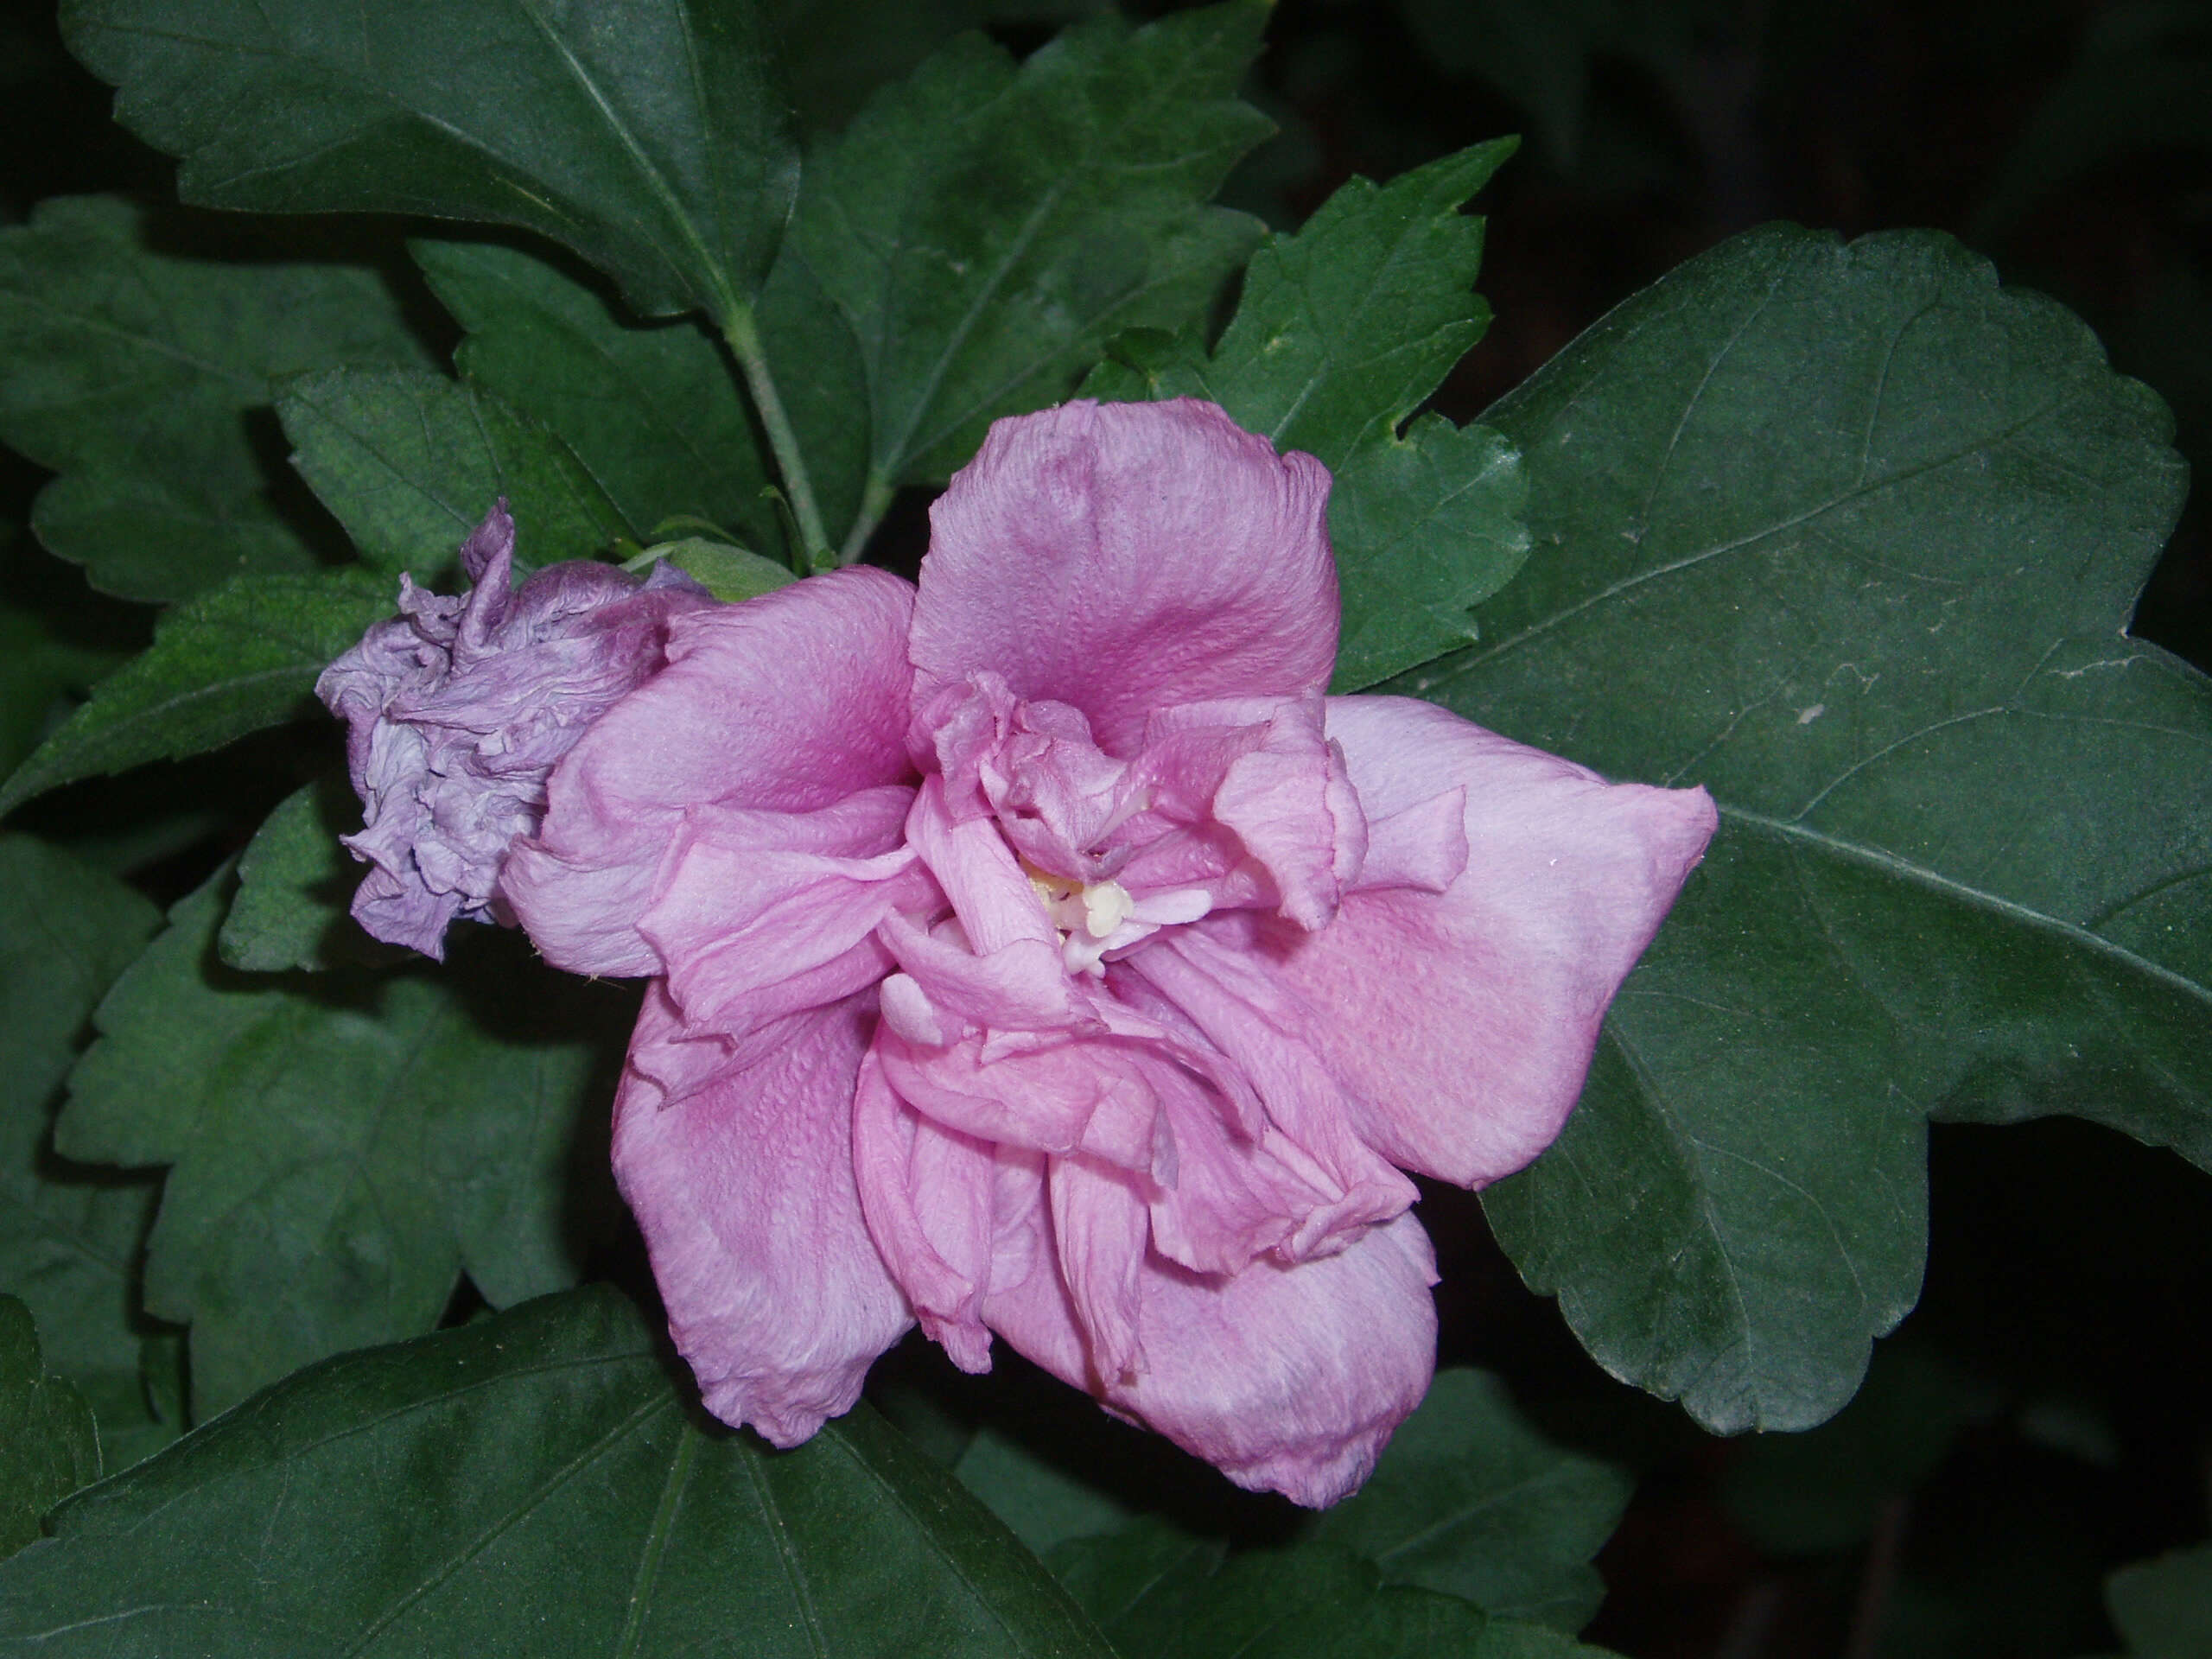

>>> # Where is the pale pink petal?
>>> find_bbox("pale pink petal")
[612,985,912,1446]
[877,910,1077,1033]
[910,401,1338,753]
[1253,696,1719,1187]
[1047,1154,1151,1384]
[504,567,917,976]
[852,1052,996,1373]
[982,1209,1440,1509]
[905,776,1058,955]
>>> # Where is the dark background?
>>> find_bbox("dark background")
[4,2,2209,1653]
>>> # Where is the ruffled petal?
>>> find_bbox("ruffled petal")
[910,401,1338,754]
[612,985,912,1446]
[504,567,918,976]
[1258,696,1719,1187]
[982,1209,1440,1509]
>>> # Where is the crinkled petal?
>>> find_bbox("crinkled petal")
[911,400,1338,753]
[1257,696,1719,1186]
[982,1208,1440,1509]
[505,567,917,976]
[612,984,912,1446]
[852,1052,997,1373]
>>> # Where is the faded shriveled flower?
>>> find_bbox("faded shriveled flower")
[318,500,715,959]
[501,400,1717,1505]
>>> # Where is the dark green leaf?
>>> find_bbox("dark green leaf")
[0,541,132,784]
[279,367,632,580]
[1306,1369,1630,1630]
[0,1287,1114,1656]
[648,537,797,601]
[60,869,632,1414]
[2107,1542,2212,1659]
[411,238,784,557]
[1407,225,2202,1431]
[61,0,798,321]
[218,775,397,974]
[954,1427,1135,1559]
[1084,143,1530,690]
[784,0,1271,546]
[1047,1522,1497,1657]
[1719,1343,1997,1555]
[0,196,431,601]
[0,837,175,1471]
[0,1296,99,1560]
[0,570,390,821]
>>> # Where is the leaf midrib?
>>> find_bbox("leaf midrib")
[1721,804,2212,1014]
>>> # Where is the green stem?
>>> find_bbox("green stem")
[721,301,830,570]
[838,473,896,567]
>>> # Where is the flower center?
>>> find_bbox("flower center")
[1026,862,1135,942]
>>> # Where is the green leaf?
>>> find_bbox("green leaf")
[2107,1542,2212,1659]
[1046,1522,1499,1657]
[0,539,134,784]
[1407,225,2202,1432]
[218,775,397,975]
[0,1296,99,1560]
[1084,143,1531,690]
[1719,1343,1996,1555]
[279,367,633,580]
[0,1287,1114,1656]
[0,196,432,601]
[0,569,390,821]
[1306,1370,1630,1631]
[411,238,785,559]
[783,0,1271,546]
[61,0,798,321]
[0,837,175,1472]
[647,537,797,601]
[953,1427,1135,1560]
[60,868,632,1414]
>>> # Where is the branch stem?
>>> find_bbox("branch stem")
[838,473,896,566]
[721,302,830,570]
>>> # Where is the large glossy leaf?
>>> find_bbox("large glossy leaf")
[1047,1522,1606,1659]
[61,0,797,321]
[59,868,632,1414]
[278,367,632,580]
[217,775,397,975]
[412,238,785,559]
[782,0,1271,549]
[0,570,390,821]
[1306,1370,1630,1631]
[0,196,430,601]
[0,837,174,1471]
[0,1296,99,1560]
[1405,225,2204,1431]
[2107,1542,2212,1659]
[1084,143,1530,691]
[0,1287,1114,1656]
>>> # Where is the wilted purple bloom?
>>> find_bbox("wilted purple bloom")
[501,401,1718,1505]
[318,501,714,959]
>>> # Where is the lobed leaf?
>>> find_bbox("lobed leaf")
[61,0,798,321]
[781,0,1272,546]
[0,837,174,1471]
[1307,1370,1631,1631]
[412,238,785,559]
[1047,1522,1607,1659]
[60,869,632,1414]
[0,569,391,821]
[278,366,632,580]
[0,196,430,601]
[1084,143,1531,690]
[1404,224,2206,1431]
[0,1287,1113,1656]
[218,775,394,975]
[0,1296,100,1560]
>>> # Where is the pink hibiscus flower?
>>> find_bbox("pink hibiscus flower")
[501,398,1716,1506]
